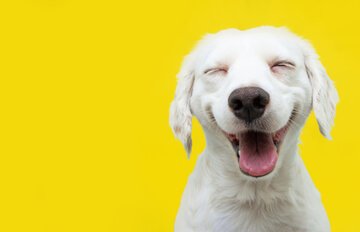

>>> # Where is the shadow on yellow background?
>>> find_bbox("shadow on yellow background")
[0,0,358,231]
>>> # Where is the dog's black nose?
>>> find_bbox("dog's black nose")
[228,87,270,122]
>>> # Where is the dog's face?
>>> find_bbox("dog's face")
[170,27,338,179]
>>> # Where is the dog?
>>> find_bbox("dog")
[169,26,338,232]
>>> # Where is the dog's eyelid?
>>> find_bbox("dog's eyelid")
[203,67,228,75]
[272,60,296,68]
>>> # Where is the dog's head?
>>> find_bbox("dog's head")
[170,27,338,179]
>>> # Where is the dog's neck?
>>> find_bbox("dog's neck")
[200,126,306,205]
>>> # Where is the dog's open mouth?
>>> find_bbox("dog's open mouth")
[206,105,297,178]
[225,124,290,178]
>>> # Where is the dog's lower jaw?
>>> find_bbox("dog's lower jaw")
[176,131,330,232]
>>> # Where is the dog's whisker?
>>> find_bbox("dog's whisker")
[288,118,302,131]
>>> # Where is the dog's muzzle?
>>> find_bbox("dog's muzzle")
[224,87,293,177]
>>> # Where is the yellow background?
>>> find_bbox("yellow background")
[0,0,358,231]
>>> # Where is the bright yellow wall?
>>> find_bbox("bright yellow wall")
[0,0,358,231]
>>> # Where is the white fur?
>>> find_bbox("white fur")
[170,27,338,232]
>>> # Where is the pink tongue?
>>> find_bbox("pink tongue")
[238,131,278,177]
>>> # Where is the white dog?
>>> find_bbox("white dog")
[169,26,338,232]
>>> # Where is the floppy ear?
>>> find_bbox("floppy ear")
[303,43,339,139]
[169,54,196,157]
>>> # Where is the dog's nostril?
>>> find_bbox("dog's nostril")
[230,99,243,111]
[253,95,269,109]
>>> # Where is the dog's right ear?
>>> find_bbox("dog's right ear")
[301,40,339,139]
[169,53,196,158]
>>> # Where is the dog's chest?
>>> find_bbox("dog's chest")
[207,201,305,232]
[175,157,329,232]
[177,187,312,232]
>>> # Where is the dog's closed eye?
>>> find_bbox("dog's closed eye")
[270,60,296,73]
[204,67,228,75]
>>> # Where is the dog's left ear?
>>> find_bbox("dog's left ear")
[169,53,196,157]
[303,42,339,139]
